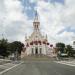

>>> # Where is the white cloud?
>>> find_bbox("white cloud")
[36,0,75,45]
[30,0,37,3]
[0,0,75,45]
[0,0,32,43]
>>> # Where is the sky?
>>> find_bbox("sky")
[0,0,75,45]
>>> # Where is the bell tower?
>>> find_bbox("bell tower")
[33,10,40,31]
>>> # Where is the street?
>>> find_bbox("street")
[1,60,75,75]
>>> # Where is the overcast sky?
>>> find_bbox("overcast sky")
[0,0,75,45]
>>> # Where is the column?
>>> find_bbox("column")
[34,47,35,55]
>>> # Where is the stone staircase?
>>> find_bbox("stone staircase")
[22,55,56,61]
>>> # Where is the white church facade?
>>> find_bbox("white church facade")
[21,11,55,57]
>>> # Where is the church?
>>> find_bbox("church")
[21,11,55,57]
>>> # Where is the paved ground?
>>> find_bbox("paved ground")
[0,59,22,75]
[1,60,75,75]
[55,60,75,66]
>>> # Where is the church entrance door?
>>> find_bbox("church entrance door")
[35,47,38,55]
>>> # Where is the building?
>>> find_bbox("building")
[21,11,54,57]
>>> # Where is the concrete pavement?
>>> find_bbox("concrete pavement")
[55,60,75,66]
[0,59,23,75]
[1,60,75,75]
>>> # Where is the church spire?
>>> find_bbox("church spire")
[34,10,38,22]
[33,10,40,31]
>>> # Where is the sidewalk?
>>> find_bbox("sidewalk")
[55,60,75,66]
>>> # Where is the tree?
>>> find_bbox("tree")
[0,39,24,59]
[56,42,65,53]
[9,41,24,56]
[0,39,9,58]
[65,45,74,57]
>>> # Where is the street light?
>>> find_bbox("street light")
[14,48,18,61]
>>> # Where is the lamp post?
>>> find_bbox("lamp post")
[14,48,18,61]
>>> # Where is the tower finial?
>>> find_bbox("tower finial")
[35,10,38,17]
[34,10,39,22]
